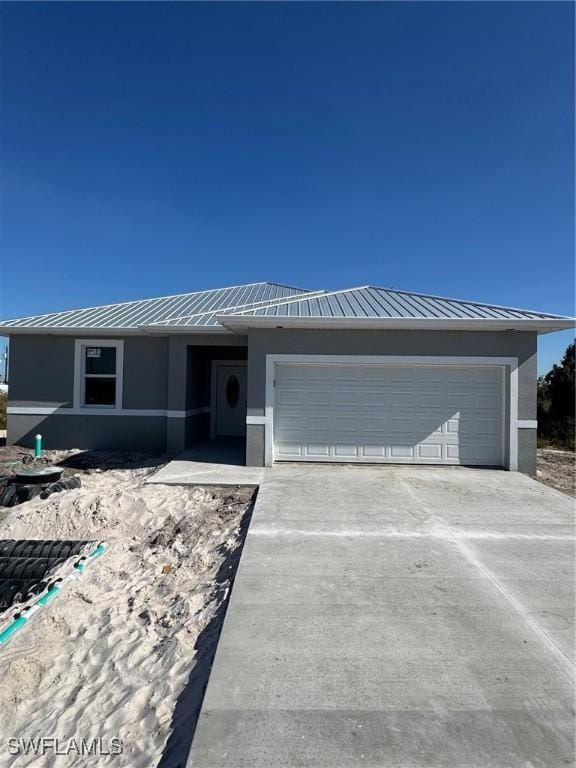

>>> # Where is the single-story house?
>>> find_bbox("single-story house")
[1,281,573,475]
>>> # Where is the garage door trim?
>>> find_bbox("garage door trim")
[263,355,519,470]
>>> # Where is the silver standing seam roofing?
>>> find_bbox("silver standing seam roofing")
[0,281,573,332]
[222,286,570,321]
[0,282,309,329]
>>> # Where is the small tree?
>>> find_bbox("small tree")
[538,342,575,450]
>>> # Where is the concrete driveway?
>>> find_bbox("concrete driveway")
[188,465,575,768]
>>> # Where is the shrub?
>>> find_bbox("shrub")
[537,343,575,451]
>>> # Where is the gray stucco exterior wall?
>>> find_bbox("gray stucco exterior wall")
[246,423,265,467]
[245,329,538,475]
[7,333,248,452]
[9,335,75,407]
[8,413,167,451]
[8,335,170,410]
[518,428,537,477]
[123,337,169,410]
[6,329,538,474]
[7,334,170,449]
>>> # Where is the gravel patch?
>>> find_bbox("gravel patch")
[537,448,576,498]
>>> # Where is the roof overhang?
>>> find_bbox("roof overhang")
[139,324,233,334]
[0,326,147,337]
[0,324,234,337]
[217,315,576,335]
[2,316,572,337]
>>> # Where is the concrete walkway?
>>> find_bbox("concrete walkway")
[147,439,263,486]
[187,464,574,767]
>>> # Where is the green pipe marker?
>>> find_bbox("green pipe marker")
[74,543,107,573]
[37,583,61,605]
[0,615,29,644]
[0,542,107,648]
[34,434,42,459]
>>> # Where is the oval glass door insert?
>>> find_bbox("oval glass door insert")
[226,374,240,408]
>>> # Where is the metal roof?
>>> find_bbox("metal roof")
[224,286,570,321]
[150,290,328,328]
[0,283,572,335]
[0,282,309,330]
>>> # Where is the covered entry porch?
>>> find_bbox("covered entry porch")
[165,336,248,455]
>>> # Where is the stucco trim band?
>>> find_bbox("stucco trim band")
[246,415,268,425]
[7,406,211,418]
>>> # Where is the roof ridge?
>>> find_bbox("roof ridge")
[225,286,363,315]
[263,282,314,293]
[367,285,569,319]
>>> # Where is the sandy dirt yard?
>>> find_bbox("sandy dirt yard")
[536,448,576,498]
[0,450,255,767]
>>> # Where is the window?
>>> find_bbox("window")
[74,340,124,409]
[225,374,240,408]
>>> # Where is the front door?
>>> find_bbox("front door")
[215,364,247,437]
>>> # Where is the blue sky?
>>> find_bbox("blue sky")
[0,1,573,375]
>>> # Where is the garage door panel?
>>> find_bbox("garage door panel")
[332,391,358,406]
[303,417,334,431]
[276,391,304,406]
[361,445,387,458]
[475,367,501,384]
[390,445,415,458]
[419,393,444,408]
[444,393,473,408]
[274,364,504,466]
[305,443,330,457]
[447,418,472,434]
[474,445,498,461]
[276,441,303,457]
[475,419,500,435]
[446,369,472,384]
[414,369,446,384]
[446,445,462,459]
[447,443,500,461]
[417,444,443,459]
[334,417,360,432]
[476,394,500,409]
[360,417,390,433]
[304,391,330,406]
[334,444,359,458]
[386,418,417,433]
[364,392,411,408]
[418,419,444,435]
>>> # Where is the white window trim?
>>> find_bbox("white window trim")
[73,339,124,411]
[263,354,519,471]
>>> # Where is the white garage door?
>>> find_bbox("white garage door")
[273,364,504,466]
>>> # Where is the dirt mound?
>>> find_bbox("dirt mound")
[0,460,254,767]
